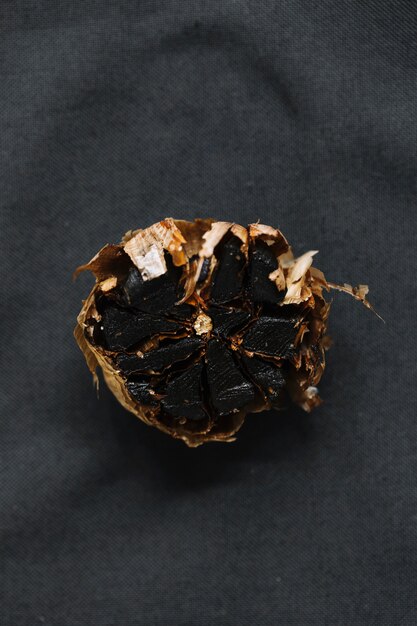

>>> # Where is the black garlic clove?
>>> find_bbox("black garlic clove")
[97,304,182,351]
[210,235,246,303]
[161,362,207,421]
[122,261,192,319]
[208,307,251,338]
[241,354,286,406]
[115,336,204,374]
[126,379,159,407]
[247,239,284,304]
[243,316,298,358]
[205,339,256,415]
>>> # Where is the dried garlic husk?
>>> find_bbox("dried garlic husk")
[74,218,372,447]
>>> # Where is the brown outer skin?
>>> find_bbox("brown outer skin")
[74,218,371,447]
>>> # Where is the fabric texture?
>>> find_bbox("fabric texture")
[1,2,417,624]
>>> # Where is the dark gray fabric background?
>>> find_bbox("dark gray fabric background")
[1,2,417,625]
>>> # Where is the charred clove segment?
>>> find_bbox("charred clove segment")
[242,316,299,358]
[96,304,182,351]
[161,362,207,422]
[205,339,256,415]
[210,235,246,303]
[75,218,372,447]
